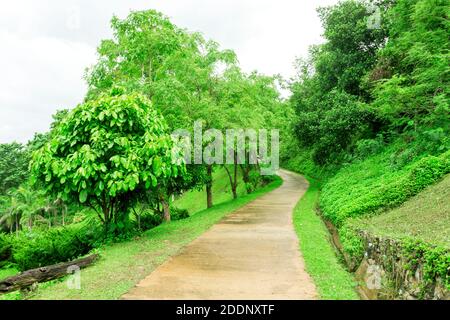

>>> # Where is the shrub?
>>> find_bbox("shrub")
[281,146,338,181]
[416,128,450,155]
[0,233,12,268]
[321,150,450,227]
[134,207,188,231]
[260,173,277,186]
[171,207,190,221]
[402,239,450,290]
[339,225,365,263]
[390,129,450,169]
[390,147,418,169]
[11,222,102,271]
[355,135,385,159]
[139,210,163,231]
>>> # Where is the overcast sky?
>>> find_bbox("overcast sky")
[0,0,339,144]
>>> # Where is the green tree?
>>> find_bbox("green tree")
[315,0,391,98]
[212,68,283,196]
[30,90,186,230]
[12,185,46,230]
[0,195,22,234]
[370,0,450,129]
[290,0,392,164]
[0,143,30,194]
[85,10,237,209]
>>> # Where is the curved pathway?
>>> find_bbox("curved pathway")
[122,170,317,300]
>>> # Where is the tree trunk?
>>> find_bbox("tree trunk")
[0,254,99,294]
[206,165,213,208]
[224,154,239,200]
[225,166,237,199]
[232,156,238,199]
[240,165,253,194]
[15,215,19,236]
[224,165,238,200]
[162,197,171,223]
[231,184,237,199]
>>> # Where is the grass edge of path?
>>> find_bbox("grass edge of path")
[15,177,283,300]
[293,178,359,300]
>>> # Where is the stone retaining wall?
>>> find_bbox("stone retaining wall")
[354,232,449,300]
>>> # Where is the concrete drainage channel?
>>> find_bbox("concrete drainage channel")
[320,218,367,300]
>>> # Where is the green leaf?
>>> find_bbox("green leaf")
[79,190,88,203]
[151,175,157,187]
[153,157,162,175]
[173,166,178,177]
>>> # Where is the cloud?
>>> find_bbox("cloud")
[0,0,339,143]
[0,30,96,143]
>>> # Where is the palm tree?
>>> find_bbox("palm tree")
[0,186,68,233]
[13,186,42,230]
[52,198,67,226]
[0,195,23,234]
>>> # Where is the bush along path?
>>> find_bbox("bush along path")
[123,170,318,300]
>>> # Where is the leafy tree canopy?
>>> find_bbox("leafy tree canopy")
[370,0,450,128]
[290,0,391,164]
[30,90,186,227]
[0,143,30,194]
[85,10,237,131]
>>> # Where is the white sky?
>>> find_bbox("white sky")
[0,0,339,143]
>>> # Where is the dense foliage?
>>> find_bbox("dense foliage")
[289,0,449,166]
[0,143,30,194]
[30,90,186,231]
[321,149,450,227]
[371,0,450,128]
[85,10,283,207]
[288,0,450,209]
[284,0,450,296]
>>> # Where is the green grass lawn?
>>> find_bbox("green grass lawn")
[350,174,450,248]
[174,167,247,214]
[5,177,281,300]
[293,179,359,300]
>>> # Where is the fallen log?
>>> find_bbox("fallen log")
[0,254,99,294]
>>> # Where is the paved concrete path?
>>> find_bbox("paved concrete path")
[122,170,317,300]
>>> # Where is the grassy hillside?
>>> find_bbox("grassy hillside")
[315,144,449,257]
[321,148,450,228]
[350,174,450,248]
